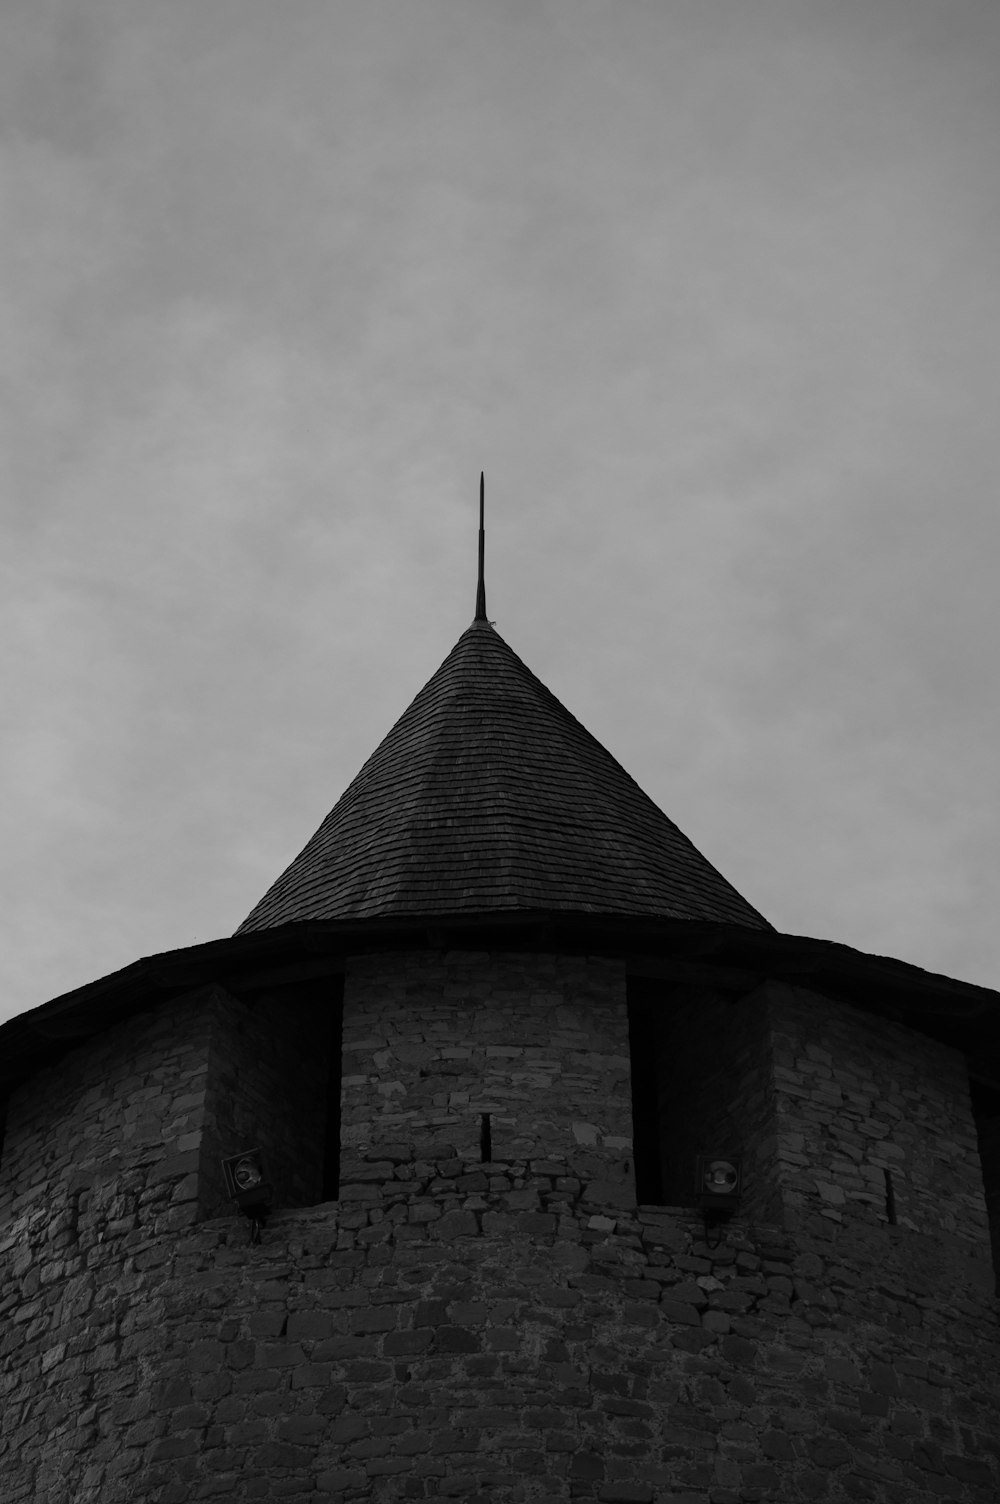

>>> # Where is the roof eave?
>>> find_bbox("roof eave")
[1,913,996,1095]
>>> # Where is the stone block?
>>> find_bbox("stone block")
[805,1435,852,1468]
[246,1312,286,1340]
[658,1300,701,1326]
[518,1212,557,1235]
[761,1428,796,1460]
[701,1310,731,1334]
[315,1470,366,1494]
[434,1327,481,1354]
[382,1331,433,1356]
[414,1301,449,1327]
[187,1340,227,1372]
[289,1363,339,1391]
[285,1312,334,1342]
[344,1307,397,1334]
[433,1211,479,1240]
[253,1343,306,1369]
[448,1301,488,1324]
[582,1180,634,1210]
[720,1335,756,1367]
[862,1358,898,1395]
[149,1435,201,1461]
[365,1455,414,1475]
[480,1211,519,1237]
[669,1281,708,1307]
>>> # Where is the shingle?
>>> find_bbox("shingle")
[236,620,771,933]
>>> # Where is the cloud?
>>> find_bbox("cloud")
[1,0,999,1020]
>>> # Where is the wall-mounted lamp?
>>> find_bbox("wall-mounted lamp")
[694,1154,743,1218]
[221,1148,272,1243]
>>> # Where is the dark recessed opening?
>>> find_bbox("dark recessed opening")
[627,981,665,1205]
[321,978,345,1202]
[969,1073,1000,1291]
[627,977,747,1210]
[480,1112,492,1163]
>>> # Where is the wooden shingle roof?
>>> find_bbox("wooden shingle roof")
[236,620,771,933]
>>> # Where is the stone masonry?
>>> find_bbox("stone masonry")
[0,950,997,1503]
[764,981,991,1258]
[340,953,634,1206]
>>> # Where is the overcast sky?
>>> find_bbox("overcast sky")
[2,0,999,1025]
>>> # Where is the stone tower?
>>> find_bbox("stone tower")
[1,537,998,1502]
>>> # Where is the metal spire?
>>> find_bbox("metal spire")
[475,471,487,621]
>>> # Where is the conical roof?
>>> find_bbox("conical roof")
[237,619,770,933]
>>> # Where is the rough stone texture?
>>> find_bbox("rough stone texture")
[0,951,997,1503]
[1,1175,996,1503]
[340,953,634,1200]
[0,989,214,1232]
[0,983,335,1232]
[762,982,992,1273]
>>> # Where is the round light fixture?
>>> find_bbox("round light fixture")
[233,1157,263,1191]
[703,1159,739,1195]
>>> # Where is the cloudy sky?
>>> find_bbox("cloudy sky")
[2,0,999,1025]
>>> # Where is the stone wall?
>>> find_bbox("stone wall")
[762,982,992,1276]
[0,989,214,1232]
[0,950,997,1503]
[0,1158,996,1503]
[0,981,337,1232]
[340,952,634,1205]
